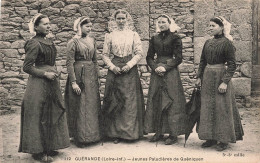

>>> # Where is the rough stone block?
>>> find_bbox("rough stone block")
[0,71,20,78]
[97,2,108,10]
[182,37,192,43]
[232,78,251,96]
[237,24,252,41]
[1,78,25,84]
[9,17,24,23]
[56,46,67,56]
[41,0,52,8]
[15,7,29,16]
[28,1,40,9]
[179,63,194,73]
[40,7,60,16]
[0,49,19,58]
[143,89,148,97]
[53,1,65,8]
[139,66,148,73]
[240,62,252,78]
[50,17,66,27]
[194,15,213,37]
[79,7,96,17]
[0,32,19,42]
[178,0,190,2]
[29,10,38,15]
[230,9,252,25]
[99,69,108,78]
[194,36,209,64]
[56,32,74,42]
[142,73,151,77]
[56,60,66,66]
[0,42,11,49]
[126,0,148,16]
[142,41,149,57]
[233,41,252,62]
[136,16,149,40]
[11,40,26,49]
[19,30,33,41]
[216,0,251,10]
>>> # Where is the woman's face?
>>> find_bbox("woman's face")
[81,22,92,35]
[157,17,170,32]
[116,13,127,29]
[34,17,51,35]
[209,21,223,36]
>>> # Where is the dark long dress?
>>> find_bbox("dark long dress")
[197,34,244,143]
[102,29,145,140]
[19,34,70,154]
[144,30,187,137]
[65,37,101,143]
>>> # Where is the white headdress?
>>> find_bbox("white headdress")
[156,14,181,33]
[215,16,233,41]
[107,9,135,32]
[28,13,43,36]
[73,16,91,38]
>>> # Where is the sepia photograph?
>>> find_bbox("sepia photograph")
[0,0,259,162]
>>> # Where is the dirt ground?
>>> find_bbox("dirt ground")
[0,107,259,163]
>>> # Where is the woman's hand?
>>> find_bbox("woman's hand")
[195,78,201,87]
[218,82,227,94]
[121,65,130,73]
[44,72,58,80]
[155,66,166,76]
[72,82,81,95]
[112,66,121,75]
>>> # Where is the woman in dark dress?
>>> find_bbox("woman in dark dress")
[101,9,145,144]
[195,16,244,151]
[144,14,187,145]
[19,14,70,162]
[65,16,101,147]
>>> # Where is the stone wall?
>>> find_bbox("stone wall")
[0,0,253,113]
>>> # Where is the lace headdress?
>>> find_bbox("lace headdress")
[28,13,43,36]
[73,16,91,38]
[156,14,181,33]
[215,16,233,41]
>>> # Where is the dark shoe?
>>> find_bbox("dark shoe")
[201,140,217,148]
[164,136,177,145]
[32,153,47,162]
[75,142,85,148]
[113,138,120,144]
[149,134,164,142]
[47,150,59,156]
[216,142,228,151]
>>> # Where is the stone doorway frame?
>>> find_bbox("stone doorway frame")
[252,0,259,65]
[252,0,260,94]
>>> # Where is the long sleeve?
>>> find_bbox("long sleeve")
[102,33,116,71]
[197,40,208,79]
[23,40,46,77]
[146,36,158,71]
[158,34,183,71]
[92,39,100,77]
[221,41,236,84]
[66,39,77,83]
[126,32,143,69]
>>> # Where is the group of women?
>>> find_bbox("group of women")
[19,9,244,162]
